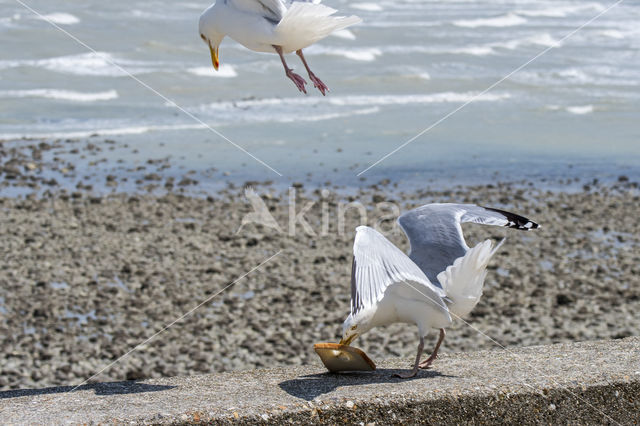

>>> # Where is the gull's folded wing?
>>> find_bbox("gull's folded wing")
[350,226,449,316]
[227,0,327,25]
[398,203,539,283]
[228,0,288,23]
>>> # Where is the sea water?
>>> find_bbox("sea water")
[1,0,639,189]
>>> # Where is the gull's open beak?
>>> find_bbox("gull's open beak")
[339,334,358,346]
[209,42,219,71]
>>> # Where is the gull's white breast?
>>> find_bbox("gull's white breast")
[365,283,452,336]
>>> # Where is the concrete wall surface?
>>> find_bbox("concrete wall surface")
[1,337,638,424]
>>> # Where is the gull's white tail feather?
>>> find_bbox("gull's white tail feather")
[437,238,505,319]
[276,3,361,53]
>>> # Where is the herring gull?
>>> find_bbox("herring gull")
[199,0,361,95]
[339,203,539,378]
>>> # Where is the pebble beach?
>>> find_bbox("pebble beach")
[1,137,638,391]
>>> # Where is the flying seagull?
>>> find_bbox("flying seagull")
[339,203,539,378]
[199,0,361,95]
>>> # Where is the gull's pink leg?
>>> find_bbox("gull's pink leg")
[296,49,329,96]
[419,328,446,369]
[394,336,424,379]
[273,45,306,94]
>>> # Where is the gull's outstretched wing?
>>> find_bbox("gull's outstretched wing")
[228,0,287,23]
[350,226,449,316]
[398,203,539,283]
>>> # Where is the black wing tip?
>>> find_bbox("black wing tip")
[483,206,540,231]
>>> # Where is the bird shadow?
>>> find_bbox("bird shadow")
[279,368,456,401]
[0,380,176,400]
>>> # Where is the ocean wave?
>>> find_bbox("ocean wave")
[517,66,639,87]
[557,68,592,84]
[566,105,594,115]
[516,4,605,18]
[0,124,207,141]
[453,13,527,28]
[351,3,384,12]
[597,30,625,39]
[360,20,442,28]
[331,29,356,40]
[306,46,382,61]
[0,13,23,28]
[0,89,118,102]
[187,65,238,78]
[271,107,381,123]
[0,52,161,77]
[452,46,495,56]
[0,106,382,141]
[194,91,510,112]
[291,33,560,62]
[495,33,561,50]
[385,44,496,56]
[329,92,510,107]
[37,13,80,25]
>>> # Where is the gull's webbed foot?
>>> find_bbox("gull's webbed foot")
[308,72,329,96]
[286,69,307,94]
[419,357,435,369]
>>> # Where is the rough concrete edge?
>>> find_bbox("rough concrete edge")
[145,379,639,425]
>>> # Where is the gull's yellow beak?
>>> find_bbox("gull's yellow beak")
[209,42,219,71]
[339,334,358,346]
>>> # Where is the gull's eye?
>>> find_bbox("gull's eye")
[351,325,357,331]
[200,34,206,41]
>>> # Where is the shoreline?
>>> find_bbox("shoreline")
[1,137,639,199]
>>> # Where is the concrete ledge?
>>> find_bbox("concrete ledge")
[1,337,638,424]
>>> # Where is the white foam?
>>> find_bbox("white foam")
[598,30,625,39]
[38,13,80,25]
[526,33,560,48]
[496,33,561,50]
[0,89,118,102]
[386,45,495,57]
[330,92,510,107]
[195,91,510,112]
[0,52,159,77]
[453,46,495,56]
[557,68,591,84]
[307,46,382,61]
[362,20,441,28]
[566,105,594,115]
[331,29,356,40]
[519,65,639,87]
[0,106,383,141]
[187,65,238,78]
[351,3,383,12]
[0,13,22,28]
[0,123,207,141]
[516,4,605,18]
[453,13,527,28]
[272,107,381,123]
[37,52,127,76]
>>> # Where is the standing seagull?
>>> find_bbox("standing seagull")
[199,0,361,95]
[340,203,539,378]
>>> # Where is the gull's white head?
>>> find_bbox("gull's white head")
[340,315,359,346]
[199,4,226,71]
